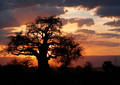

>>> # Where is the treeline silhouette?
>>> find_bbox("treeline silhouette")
[0,58,36,72]
[1,58,120,73]
[0,59,120,85]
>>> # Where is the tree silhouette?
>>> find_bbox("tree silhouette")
[7,16,82,72]
[83,62,93,72]
[102,61,116,72]
[7,16,62,72]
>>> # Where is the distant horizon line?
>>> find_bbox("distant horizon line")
[83,55,120,57]
[0,55,120,58]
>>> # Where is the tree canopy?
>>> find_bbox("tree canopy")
[51,36,83,68]
[7,16,83,71]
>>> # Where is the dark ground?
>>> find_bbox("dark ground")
[0,60,120,85]
[0,70,120,85]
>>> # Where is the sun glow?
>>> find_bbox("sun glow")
[48,57,63,68]
[62,23,78,33]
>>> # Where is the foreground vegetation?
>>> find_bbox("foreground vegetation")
[0,59,120,85]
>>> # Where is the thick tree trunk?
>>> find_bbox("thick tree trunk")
[37,39,50,73]
[37,55,50,73]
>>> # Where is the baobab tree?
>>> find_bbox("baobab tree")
[7,16,82,72]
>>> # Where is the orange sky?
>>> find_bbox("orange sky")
[0,7,120,56]
[0,0,120,67]
[0,1,120,68]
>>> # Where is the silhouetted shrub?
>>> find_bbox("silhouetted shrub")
[102,61,116,72]
[75,66,83,72]
[2,58,36,72]
[83,62,93,72]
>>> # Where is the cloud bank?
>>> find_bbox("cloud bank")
[0,0,120,18]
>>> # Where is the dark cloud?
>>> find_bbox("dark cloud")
[76,29,96,34]
[0,0,41,11]
[61,18,68,25]
[0,0,65,11]
[64,0,120,9]
[104,20,120,27]
[77,18,94,27]
[97,33,120,38]
[73,34,89,41]
[83,41,120,47]
[0,5,65,44]
[72,31,120,47]
[12,5,65,24]
[109,28,120,32]
[66,32,89,41]
[64,0,120,17]
[62,18,94,27]
[0,0,120,18]
[0,28,14,44]
[0,5,65,29]
[1,0,120,10]
[75,29,120,39]
[0,10,19,29]
[95,6,120,17]
[66,31,120,47]
[74,29,120,40]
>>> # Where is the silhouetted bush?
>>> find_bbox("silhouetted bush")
[75,66,83,71]
[102,61,116,72]
[1,58,37,72]
[83,62,93,72]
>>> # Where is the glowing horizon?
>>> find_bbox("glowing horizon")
[0,0,120,67]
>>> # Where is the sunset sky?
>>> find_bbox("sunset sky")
[0,0,120,58]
